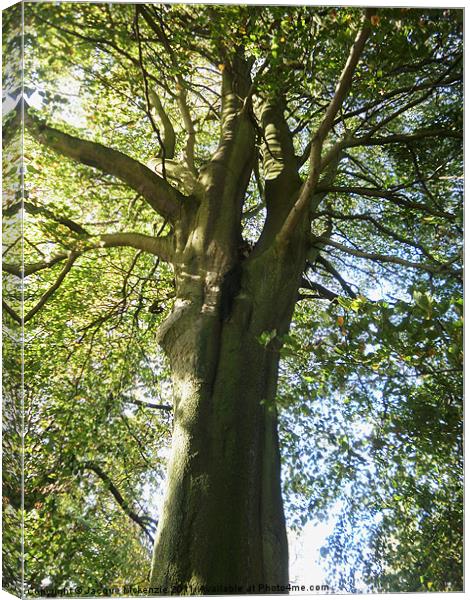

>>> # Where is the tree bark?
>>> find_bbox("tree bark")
[150,235,307,593]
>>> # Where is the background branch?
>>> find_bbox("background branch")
[317,237,462,279]
[81,461,156,541]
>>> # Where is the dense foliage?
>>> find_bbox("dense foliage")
[2,2,462,594]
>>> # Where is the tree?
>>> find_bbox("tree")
[2,3,462,594]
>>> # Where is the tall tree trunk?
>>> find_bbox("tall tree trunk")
[150,241,306,593]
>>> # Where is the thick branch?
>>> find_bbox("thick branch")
[256,98,302,247]
[277,10,372,244]
[149,89,176,159]
[314,12,374,145]
[3,232,174,278]
[139,5,196,173]
[25,108,185,222]
[99,232,174,261]
[260,97,299,182]
[176,81,197,174]
[134,11,171,172]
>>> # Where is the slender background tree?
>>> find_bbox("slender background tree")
[2,2,462,595]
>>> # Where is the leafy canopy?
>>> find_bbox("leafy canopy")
[2,2,462,594]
